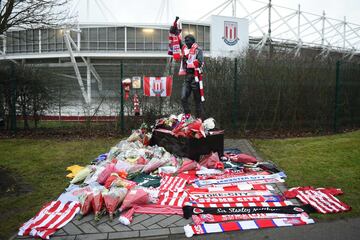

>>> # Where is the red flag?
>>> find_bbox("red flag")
[143,76,172,97]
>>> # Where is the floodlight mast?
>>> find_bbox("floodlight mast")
[1,0,360,59]
[192,0,359,58]
[232,0,236,17]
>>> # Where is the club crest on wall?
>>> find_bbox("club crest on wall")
[222,21,239,46]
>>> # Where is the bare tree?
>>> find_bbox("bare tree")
[0,62,55,130]
[0,0,72,34]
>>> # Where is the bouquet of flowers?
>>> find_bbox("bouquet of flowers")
[104,173,137,189]
[97,163,116,185]
[177,158,201,173]
[102,187,128,221]
[78,191,93,220]
[70,166,94,184]
[119,188,149,212]
[113,177,137,189]
[91,188,104,221]
[142,152,171,173]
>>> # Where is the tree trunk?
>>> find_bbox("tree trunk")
[23,110,29,129]
[34,112,38,129]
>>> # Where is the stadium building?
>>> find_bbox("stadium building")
[0,0,359,118]
[0,21,214,118]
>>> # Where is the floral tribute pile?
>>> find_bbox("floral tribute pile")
[18,115,350,239]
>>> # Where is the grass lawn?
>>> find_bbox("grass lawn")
[0,137,119,240]
[0,131,358,239]
[252,130,360,221]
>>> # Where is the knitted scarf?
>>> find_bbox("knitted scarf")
[194,60,205,102]
[168,18,181,61]
[190,195,285,204]
[194,172,286,187]
[183,217,315,237]
[178,43,205,101]
[183,204,308,219]
[186,183,274,193]
[189,190,273,199]
[168,33,181,62]
[192,212,310,224]
[184,43,198,69]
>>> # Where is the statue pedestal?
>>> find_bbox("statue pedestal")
[150,128,224,161]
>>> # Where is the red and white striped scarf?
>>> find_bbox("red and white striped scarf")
[18,201,80,239]
[178,43,205,102]
[197,171,270,181]
[168,18,182,61]
[186,183,274,193]
[168,33,181,62]
[184,43,198,69]
[198,177,285,187]
[185,201,293,208]
[190,195,284,204]
[184,217,315,237]
[194,172,286,187]
[192,212,310,224]
[284,186,351,214]
[178,43,198,75]
[194,60,205,102]
[189,190,273,199]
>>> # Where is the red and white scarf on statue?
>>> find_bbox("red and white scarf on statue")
[168,33,181,62]
[168,18,182,61]
[179,43,205,102]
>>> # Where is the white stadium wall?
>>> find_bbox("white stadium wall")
[0,23,213,118]
[210,15,249,58]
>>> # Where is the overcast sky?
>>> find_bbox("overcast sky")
[71,0,360,24]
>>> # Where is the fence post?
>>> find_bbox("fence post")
[120,61,125,133]
[232,58,238,131]
[333,60,341,133]
[10,62,17,134]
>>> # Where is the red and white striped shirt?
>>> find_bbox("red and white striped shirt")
[18,201,80,239]
[159,175,188,192]
[158,190,189,207]
[284,186,351,214]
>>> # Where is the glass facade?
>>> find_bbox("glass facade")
[5,24,210,54]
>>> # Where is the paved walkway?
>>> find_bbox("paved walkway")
[11,139,360,240]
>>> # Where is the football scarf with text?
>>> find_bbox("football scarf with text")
[183,217,315,237]
[183,204,309,219]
